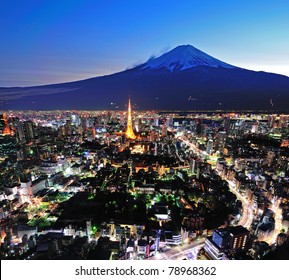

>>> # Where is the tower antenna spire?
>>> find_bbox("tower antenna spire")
[125,97,136,139]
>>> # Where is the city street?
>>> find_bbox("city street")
[148,238,205,260]
[177,135,282,250]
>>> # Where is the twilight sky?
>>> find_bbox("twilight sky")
[1,0,289,87]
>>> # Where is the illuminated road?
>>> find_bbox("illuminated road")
[168,244,204,260]
[61,178,75,192]
[260,199,283,245]
[144,135,283,261]
[180,137,254,230]
[148,238,205,260]
[149,136,254,260]
[224,179,254,229]
[180,136,283,245]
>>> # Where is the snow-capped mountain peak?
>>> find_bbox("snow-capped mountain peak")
[142,44,236,71]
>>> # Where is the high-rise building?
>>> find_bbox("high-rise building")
[267,150,275,167]
[204,226,250,260]
[13,119,26,144]
[196,119,203,135]
[229,226,250,251]
[80,116,88,135]
[0,115,17,159]
[212,228,231,249]
[214,131,226,153]
[224,117,231,134]
[125,98,136,139]
[150,130,156,142]
[268,115,274,128]
[161,124,167,137]
[189,159,196,174]
[23,121,35,143]
[65,113,72,135]
[206,139,214,155]
[92,127,96,140]
[166,117,173,128]
[0,114,6,135]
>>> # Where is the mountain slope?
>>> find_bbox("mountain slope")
[142,45,236,71]
[1,45,289,110]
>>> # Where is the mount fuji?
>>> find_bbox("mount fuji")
[142,45,236,71]
[1,44,289,110]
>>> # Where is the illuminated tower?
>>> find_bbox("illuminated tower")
[0,113,12,135]
[125,98,136,139]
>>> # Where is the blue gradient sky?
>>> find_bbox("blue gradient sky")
[1,0,289,86]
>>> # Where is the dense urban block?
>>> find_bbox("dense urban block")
[0,104,289,260]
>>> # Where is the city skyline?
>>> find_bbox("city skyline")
[1,108,288,261]
[1,0,289,87]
